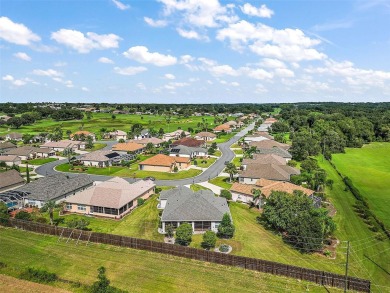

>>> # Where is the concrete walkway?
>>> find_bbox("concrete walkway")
[197,181,223,195]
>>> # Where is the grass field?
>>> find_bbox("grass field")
[56,163,202,180]
[190,184,211,192]
[331,143,390,229]
[208,176,232,189]
[233,149,243,154]
[193,157,216,168]
[0,113,222,138]
[214,132,237,143]
[232,156,242,167]
[0,228,342,293]
[23,158,58,165]
[317,156,390,291]
[85,143,106,151]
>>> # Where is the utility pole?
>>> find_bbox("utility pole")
[344,241,350,292]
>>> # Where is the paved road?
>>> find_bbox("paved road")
[36,123,255,186]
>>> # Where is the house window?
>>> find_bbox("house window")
[92,206,104,213]
[66,203,72,210]
[77,205,86,211]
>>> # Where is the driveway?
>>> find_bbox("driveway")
[35,123,255,186]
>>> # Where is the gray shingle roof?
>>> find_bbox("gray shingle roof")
[239,164,300,181]
[0,170,25,190]
[256,147,292,159]
[16,173,93,201]
[161,187,230,222]
[0,142,17,151]
[4,146,39,156]
[170,145,207,156]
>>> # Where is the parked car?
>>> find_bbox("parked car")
[144,176,155,181]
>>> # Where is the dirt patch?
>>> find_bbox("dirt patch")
[0,274,70,293]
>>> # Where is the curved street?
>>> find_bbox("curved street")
[36,122,255,186]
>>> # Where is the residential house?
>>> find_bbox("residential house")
[264,118,278,124]
[226,120,238,129]
[134,129,151,140]
[239,163,300,184]
[230,179,314,206]
[243,132,274,144]
[79,150,121,167]
[64,177,155,219]
[0,115,12,122]
[3,146,38,160]
[169,145,208,158]
[159,186,230,233]
[128,137,164,147]
[162,130,190,141]
[41,140,86,152]
[35,148,55,158]
[0,142,17,154]
[0,170,25,192]
[112,142,145,155]
[104,130,127,141]
[171,137,205,148]
[0,155,22,166]
[5,132,23,141]
[16,173,93,208]
[70,131,96,141]
[255,147,292,162]
[139,154,190,172]
[257,123,272,132]
[213,124,232,133]
[194,131,217,142]
[249,140,290,151]
[242,154,287,170]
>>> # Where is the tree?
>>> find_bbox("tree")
[208,147,215,155]
[175,223,193,246]
[26,162,30,183]
[7,117,23,129]
[326,179,334,190]
[251,188,264,208]
[22,134,34,144]
[201,231,217,249]
[166,224,174,239]
[224,163,237,182]
[15,211,32,221]
[86,136,94,149]
[111,114,116,120]
[217,213,235,238]
[118,138,125,143]
[90,267,110,293]
[220,189,232,201]
[145,142,154,154]
[43,200,56,225]
[0,202,10,224]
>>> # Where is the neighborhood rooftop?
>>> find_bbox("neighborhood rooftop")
[240,164,300,181]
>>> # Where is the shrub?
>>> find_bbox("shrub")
[20,268,58,283]
[166,224,174,238]
[15,211,32,221]
[35,217,48,224]
[323,250,332,257]
[219,244,230,253]
[175,223,193,246]
[193,160,198,166]
[0,261,7,268]
[173,166,178,172]
[201,231,217,249]
[137,198,145,206]
[217,213,235,239]
[220,190,232,201]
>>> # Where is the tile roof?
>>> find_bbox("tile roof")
[161,187,230,222]
[0,155,19,162]
[256,147,292,158]
[128,137,164,145]
[112,142,145,152]
[16,173,93,201]
[230,183,261,197]
[214,124,231,131]
[170,145,207,156]
[35,148,55,154]
[242,154,287,166]
[80,150,120,162]
[194,132,217,138]
[66,177,156,209]
[139,154,189,167]
[6,132,23,139]
[249,140,290,150]
[4,146,38,156]
[42,140,85,149]
[239,164,300,181]
[0,142,17,150]
[0,170,25,190]
[264,118,278,124]
[171,137,205,147]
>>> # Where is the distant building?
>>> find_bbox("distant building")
[0,170,25,192]
[239,164,300,184]
[213,124,232,133]
[194,131,217,142]
[162,130,190,141]
[139,154,190,172]
[0,155,22,166]
[0,142,17,154]
[5,132,23,141]
[70,131,96,141]
[112,142,145,155]
[79,150,121,167]
[169,145,207,158]
[104,130,127,141]
[171,137,205,148]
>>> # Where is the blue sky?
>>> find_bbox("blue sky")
[1,0,390,103]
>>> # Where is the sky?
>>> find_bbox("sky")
[1,0,390,104]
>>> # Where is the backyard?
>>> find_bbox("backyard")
[208,176,232,189]
[23,158,58,165]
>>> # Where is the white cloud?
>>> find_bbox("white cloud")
[2,75,14,81]
[240,4,274,18]
[51,29,121,53]
[144,17,167,27]
[217,20,326,62]
[164,73,175,79]
[260,58,286,69]
[274,68,295,78]
[98,57,114,64]
[32,69,63,77]
[255,84,268,93]
[231,81,240,87]
[112,0,130,10]
[54,61,67,67]
[164,81,189,90]
[114,66,147,75]
[14,52,31,61]
[209,64,240,76]
[0,17,41,45]
[241,67,274,80]
[81,87,90,92]
[123,46,177,66]
[13,79,27,86]
[136,82,146,90]
[177,28,208,41]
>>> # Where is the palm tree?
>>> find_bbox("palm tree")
[44,200,56,225]
[224,163,237,182]
[251,188,263,208]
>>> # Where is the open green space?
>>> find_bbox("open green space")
[23,158,58,165]
[208,176,232,189]
[85,143,106,151]
[56,163,202,180]
[233,148,243,154]
[0,228,339,293]
[331,142,390,229]
[232,156,242,167]
[317,155,390,290]
[0,113,222,138]
[193,157,216,168]
[190,184,211,192]
[214,132,237,143]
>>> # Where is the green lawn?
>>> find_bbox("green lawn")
[208,176,232,189]
[0,113,219,139]
[193,157,216,168]
[233,149,243,154]
[232,156,242,167]
[213,150,222,157]
[190,184,211,192]
[85,143,106,151]
[331,142,390,229]
[317,156,390,289]
[214,132,236,143]
[23,158,58,165]
[56,163,202,180]
[0,228,338,293]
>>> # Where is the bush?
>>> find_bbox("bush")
[217,213,235,239]
[201,231,217,249]
[0,261,7,268]
[20,268,58,283]
[193,160,198,166]
[166,224,174,238]
[219,244,230,253]
[35,217,48,224]
[175,223,193,246]
[220,190,232,201]
[137,198,145,206]
[15,211,32,221]
[173,166,178,172]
